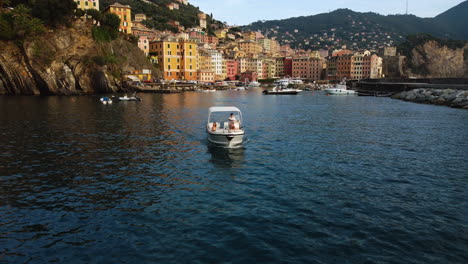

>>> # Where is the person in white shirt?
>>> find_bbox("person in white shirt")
[228,113,236,129]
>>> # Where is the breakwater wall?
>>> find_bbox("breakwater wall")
[354,78,468,96]
[391,89,468,109]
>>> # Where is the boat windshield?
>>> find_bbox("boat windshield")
[208,111,241,124]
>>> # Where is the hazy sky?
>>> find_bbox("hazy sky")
[189,0,465,25]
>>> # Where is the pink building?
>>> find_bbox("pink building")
[207,36,219,45]
[138,36,149,56]
[240,71,258,82]
[284,57,293,77]
[226,59,239,80]
[292,57,323,81]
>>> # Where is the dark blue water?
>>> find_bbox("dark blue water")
[1,91,467,263]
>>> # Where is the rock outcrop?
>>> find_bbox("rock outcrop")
[0,20,155,95]
[392,88,468,109]
[407,40,467,78]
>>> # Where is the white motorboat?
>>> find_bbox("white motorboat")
[100,96,113,104]
[207,106,245,148]
[118,94,142,101]
[324,83,356,95]
[263,85,301,95]
[248,81,260,87]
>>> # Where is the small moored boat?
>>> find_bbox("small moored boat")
[118,93,142,101]
[263,85,301,95]
[100,96,113,104]
[324,83,356,95]
[207,106,245,148]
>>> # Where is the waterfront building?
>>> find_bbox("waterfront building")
[103,3,132,34]
[226,59,239,80]
[351,50,371,80]
[246,58,263,79]
[206,49,225,81]
[149,37,198,81]
[337,54,352,81]
[292,57,323,81]
[197,49,215,83]
[284,57,293,77]
[134,13,146,22]
[75,0,99,11]
[240,71,258,82]
[275,57,285,78]
[263,58,277,79]
[370,55,383,79]
[236,58,248,74]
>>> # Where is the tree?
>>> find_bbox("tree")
[0,4,44,41]
[0,0,11,12]
[86,9,102,22]
[102,13,120,32]
[31,0,76,27]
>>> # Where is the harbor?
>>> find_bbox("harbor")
[1,91,467,263]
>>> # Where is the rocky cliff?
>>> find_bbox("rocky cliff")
[0,20,155,95]
[408,40,468,78]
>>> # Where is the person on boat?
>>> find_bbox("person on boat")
[211,122,217,131]
[228,113,236,129]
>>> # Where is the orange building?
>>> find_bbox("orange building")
[103,2,132,34]
[150,37,198,81]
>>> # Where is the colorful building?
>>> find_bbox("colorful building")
[198,13,207,29]
[149,37,198,81]
[75,0,99,11]
[239,41,262,56]
[138,36,149,56]
[226,59,239,80]
[240,71,258,82]
[292,57,323,81]
[103,3,132,34]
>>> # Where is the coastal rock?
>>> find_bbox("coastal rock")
[0,20,155,95]
[409,41,466,78]
[393,88,468,109]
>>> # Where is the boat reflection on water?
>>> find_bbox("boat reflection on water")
[207,144,245,168]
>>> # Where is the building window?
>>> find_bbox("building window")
[85,1,88,6]
[168,65,171,70]
[93,2,96,7]
[167,44,170,49]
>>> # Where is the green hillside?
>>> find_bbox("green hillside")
[100,0,223,33]
[243,2,468,50]
[435,0,468,40]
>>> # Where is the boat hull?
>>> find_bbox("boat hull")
[263,90,300,95]
[324,89,356,95]
[207,131,244,148]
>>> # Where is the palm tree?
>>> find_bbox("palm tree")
[0,0,11,12]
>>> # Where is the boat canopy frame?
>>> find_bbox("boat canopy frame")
[207,106,243,123]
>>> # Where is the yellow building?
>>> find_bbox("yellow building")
[239,41,262,56]
[215,29,227,39]
[75,0,99,10]
[242,31,256,41]
[103,3,132,34]
[150,37,198,81]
